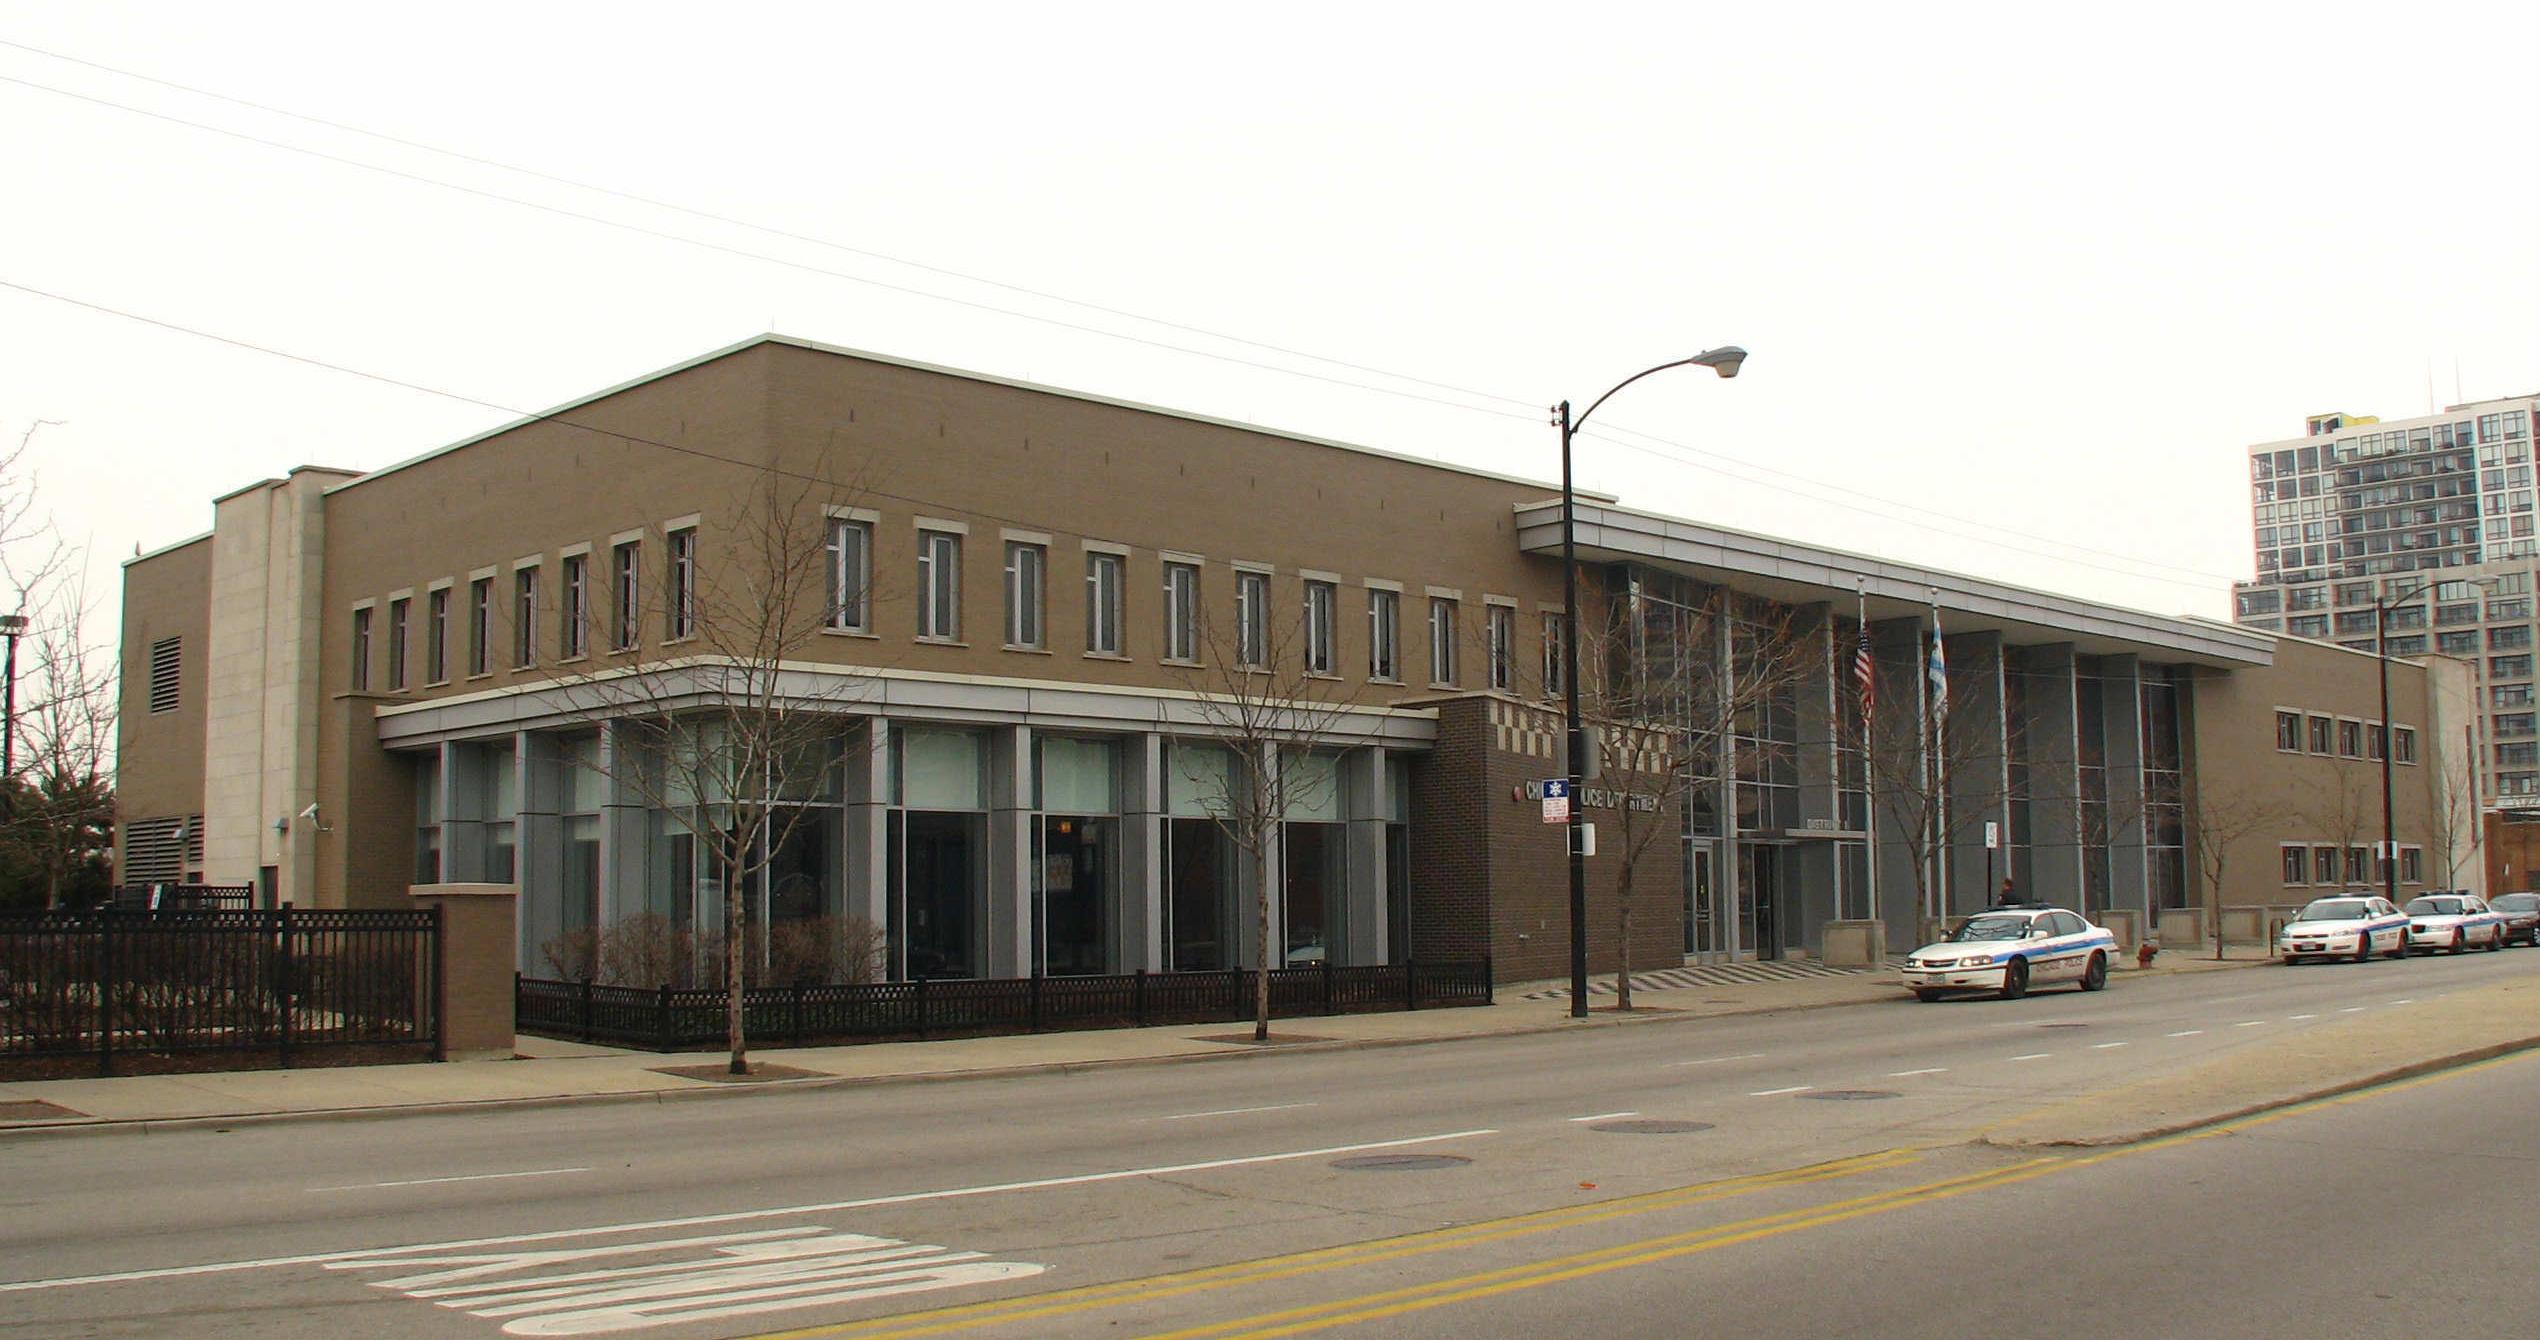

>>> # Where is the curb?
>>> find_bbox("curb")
[1984,1033,2540,1151]
[0,981,1915,1139]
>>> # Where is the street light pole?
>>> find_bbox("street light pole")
[2373,575,2492,906]
[1558,347,1746,1019]
[0,613,23,826]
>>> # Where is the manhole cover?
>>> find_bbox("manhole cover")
[1801,1090,1899,1101]
[1331,1154,1473,1172]
[1588,1119,1715,1135]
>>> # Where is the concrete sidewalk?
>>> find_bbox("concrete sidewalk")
[0,951,2260,1135]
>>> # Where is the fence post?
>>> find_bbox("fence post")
[1321,959,1335,1016]
[1404,958,1418,1013]
[578,974,594,1043]
[427,904,446,1062]
[1483,953,1494,1003]
[1134,969,1148,1028]
[656,984,674,1051]
[1029,974,1043,1033]
[791,981,806,1044]
[276,904,296,1069]
[97,913,117,1078]
[914,976,930,1040]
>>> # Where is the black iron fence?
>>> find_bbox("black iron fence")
[99,884,256,913]
[518,958,1492,1051]
[0,908,442,1077]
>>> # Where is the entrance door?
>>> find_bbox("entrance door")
[1685,846,1718,955]
[1742,845,1783,961]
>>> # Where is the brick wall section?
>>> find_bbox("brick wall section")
[1413,695,1687,983]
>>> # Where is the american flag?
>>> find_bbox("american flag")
[1854,624,1875,722]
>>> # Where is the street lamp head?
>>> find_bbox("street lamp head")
[0,615,24,636]
[1690,345,1748,379]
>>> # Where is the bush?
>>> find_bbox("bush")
[560,913,886,989]
[540,926,600,982]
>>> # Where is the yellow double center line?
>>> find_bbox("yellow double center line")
[746,1147,1921,1340]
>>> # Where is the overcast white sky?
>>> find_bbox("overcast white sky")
[4,2,2537,644]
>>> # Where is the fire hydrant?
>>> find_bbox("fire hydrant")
[2136,940,2159,969]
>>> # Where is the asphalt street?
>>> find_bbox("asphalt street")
[3,947,2535,1339]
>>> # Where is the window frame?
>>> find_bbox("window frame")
[665,525,698,642]
[1367,586,1400,682]
[610,540,640,653]
[1487,602,1515,691]
[1235,568,1269,670]
[467,575,493,677]
[1162,560,1201,664]
[1085,549,1124,656]
[426,585,451,684]
[387,597,410,690]
[1004,540,1046,650]
[825,516,873,634]
[350,607,372,693]
[559,553,588,660]
[512,566,539,669]
[1427,596,1457,686]
[917,529,962,641]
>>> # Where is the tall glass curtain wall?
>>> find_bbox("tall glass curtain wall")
[893,726,986,979]
[1036,735,1118,975]
[2141,673,2187,908]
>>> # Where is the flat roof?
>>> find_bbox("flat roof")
[321,334,1606,503]
[1517,499,2273,668]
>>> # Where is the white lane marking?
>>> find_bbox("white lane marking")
[1569,1111,1639,1123]
[1147,1103,1315,1122]
[1748,1085,1813,1098]
[2392,998,2416,1005]
[1887,1068,1948,1077]
[312,1168,590,1193]
[2340,1006,2369,1013]
[2234,1021,2267,1028]
[2168,1030,2204,1037]
[2288,1014,2317,1021]
[1666,1052,1767,1068]
[0,1128,1499,1294]
[2008,1053,2051,1062]
[330,1227,1043,1336]
[2091,1042,2129,1050]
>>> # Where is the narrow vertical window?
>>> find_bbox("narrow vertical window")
[918,530,962,639]
[1085,551,1123,655]
[560,554,588,658]
[1488,604,1514,691]
[1305,580,1336,674]
[611,541,640,651]
[826,518,871,632]
[426,587,450,683]
[1368,588,1399,681]
[468,577,492,676]
[350,608,372,692]
[1004,542,1046,649]
[513,567,539,669]
[666,526,697,641]
[1163,561,1200,662]
[1542,612,1567,696]
[1427,597,1457,686]
[1236,570,1269,670]
[388,597,410,690]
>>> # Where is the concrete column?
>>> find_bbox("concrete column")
[1119,732,1166,971]
[1869,617,1926,939]
[1344,746,1390,967]
[2024,644,2085,908]
[1943,629,2008,915]
[987,724,1034,978]
[2101,655,2150,919]
[843,718,893,962]
[515,730,561,973]
[1790,606,1839,951]
[596,719,649,925]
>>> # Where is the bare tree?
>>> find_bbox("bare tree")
[2170,771,2301,959]
[1865,653,2021,932]
[551,466,885,1074]
[2425,722,2485,890]
[0,422,111,910]
[1163,574,1368,1042]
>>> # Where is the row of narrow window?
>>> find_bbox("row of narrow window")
[349,518,1568,696]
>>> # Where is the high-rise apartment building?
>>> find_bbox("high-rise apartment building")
[2234,395,2540,804]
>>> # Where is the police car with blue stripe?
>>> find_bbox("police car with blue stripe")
[1901,904,2118,1002]
[2276,894,2410,964]
[2403,891,2511,954]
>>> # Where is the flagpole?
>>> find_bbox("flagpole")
[1928,586,1951,927]
[1857,577,1877,925]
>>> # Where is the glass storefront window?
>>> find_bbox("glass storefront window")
[893,809,983,979]
[1168,817,1236,971]
[1283,821,1345,963]
[897,727,985,810]
[1037,815,1115,975]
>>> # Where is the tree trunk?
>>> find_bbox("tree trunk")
[1614,852,1636,1012]
[1254,833,1273,1044]
[724,846,749,1075]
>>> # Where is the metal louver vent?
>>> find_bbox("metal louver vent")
[148,636,182,713]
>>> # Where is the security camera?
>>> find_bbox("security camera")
[298,802,322,819]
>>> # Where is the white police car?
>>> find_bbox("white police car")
[2403,892,2510,954]
[1902,905,2118,1001]
[2276,894,2410,964]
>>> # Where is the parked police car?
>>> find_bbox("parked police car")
[1901,904,2117,1001]
[2403,892,2510,954]
[2275,894,2410,964]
